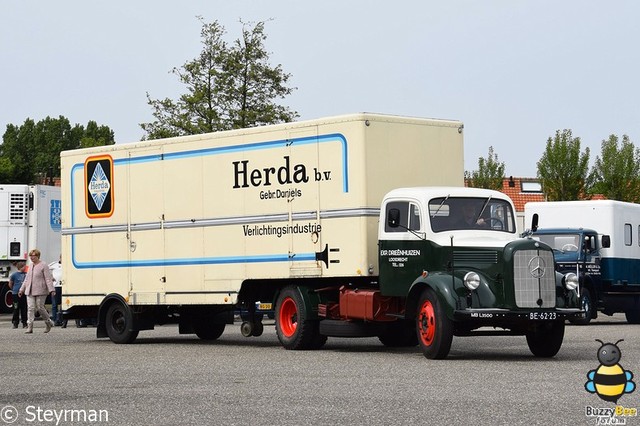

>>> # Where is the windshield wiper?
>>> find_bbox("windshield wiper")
[431,194,450,218]
[475,195,492,223]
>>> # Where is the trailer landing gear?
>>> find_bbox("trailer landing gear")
[240,320,264,337]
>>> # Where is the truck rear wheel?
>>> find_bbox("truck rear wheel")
[416,288,453,359]
[105,303,139,344]
[526,321,564,357]
[275,286,324,350]
[569,288,593,325]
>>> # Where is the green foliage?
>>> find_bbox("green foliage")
[536,130,590,201]
[141,18,298,140]
[0,116,114,184]
[589,134,640,202]
[464,146,505,190]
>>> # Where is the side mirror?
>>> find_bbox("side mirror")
[531,213,539,233]
[388,208,401,228]
[601,235,611,248]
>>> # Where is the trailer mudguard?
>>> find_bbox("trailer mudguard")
[274,285,324,321]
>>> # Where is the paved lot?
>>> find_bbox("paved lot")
[0,313,638,426]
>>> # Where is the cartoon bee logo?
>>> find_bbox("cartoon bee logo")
[585,339,636,403]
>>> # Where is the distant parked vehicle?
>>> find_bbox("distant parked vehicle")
[525,200,640,324]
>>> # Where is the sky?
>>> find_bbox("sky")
[1,1,639,178]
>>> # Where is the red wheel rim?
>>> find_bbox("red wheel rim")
[418,299,436,346]
[279,297,298,338]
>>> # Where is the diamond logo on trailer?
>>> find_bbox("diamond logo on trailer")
[89,163,110,210]
[84,155,114,218]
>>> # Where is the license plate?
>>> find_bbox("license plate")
[256,303,273,311]
[529,312,558,320]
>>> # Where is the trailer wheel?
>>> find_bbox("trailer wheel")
[416,288,453,359]
[275,286,322,350]
[526,321,564,357]
[194,322,225,340]
[105,303,139,344]
[569,288,593,325]
[0,285,13,313]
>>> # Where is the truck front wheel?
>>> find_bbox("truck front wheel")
[275,286,324,350]
[526,321,564,357]
[416,288,453,359]
[569,288,593,325]
[105,303,139,344]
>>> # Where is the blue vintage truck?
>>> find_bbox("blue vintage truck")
[525,200,640,324]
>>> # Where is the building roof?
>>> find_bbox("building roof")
[500,177,545,212]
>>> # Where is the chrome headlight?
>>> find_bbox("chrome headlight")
[463,272,481,291]
[564,272,579,291]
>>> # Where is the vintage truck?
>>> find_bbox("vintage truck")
[60,113,582,358]
[526,200,640,324]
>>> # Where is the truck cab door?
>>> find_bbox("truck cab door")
[378,199,426,297]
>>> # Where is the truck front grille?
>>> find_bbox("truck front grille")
[453,250,498,265]
[513,249,555,308]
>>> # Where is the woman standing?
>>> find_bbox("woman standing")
[18,249,55,334]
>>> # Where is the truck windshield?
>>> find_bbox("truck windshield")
[428,197,516,233]
[533,234,580,253]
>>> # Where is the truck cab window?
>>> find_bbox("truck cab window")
[428,197,516,233]
[409,204,421,231]
[385,201,421,233]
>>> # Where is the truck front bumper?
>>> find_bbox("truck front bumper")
[453,308,585,322]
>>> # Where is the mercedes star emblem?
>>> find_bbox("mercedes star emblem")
[528,256,546,279]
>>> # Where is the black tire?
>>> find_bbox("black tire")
[625,310,640,324]
[526,321,565,357]
[275,286,323,350]
[378,320,419,347]
[194,322,225,340]
[105,303,139,344]
[0,285,13,313]
[569,288,593,325]
[416,288,453,359]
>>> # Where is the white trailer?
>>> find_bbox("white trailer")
[524,200,640,323]
[61,113,582,358]
[0,185,61,312]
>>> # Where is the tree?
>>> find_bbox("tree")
[0,116,114,184]
[590,134,640,202]
[536,129,590,201]
[141,18,298,140]
[464,146,505,190]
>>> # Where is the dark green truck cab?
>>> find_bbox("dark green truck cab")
[377,187,583,358]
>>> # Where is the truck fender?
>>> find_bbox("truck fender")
[406,272,457,321]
